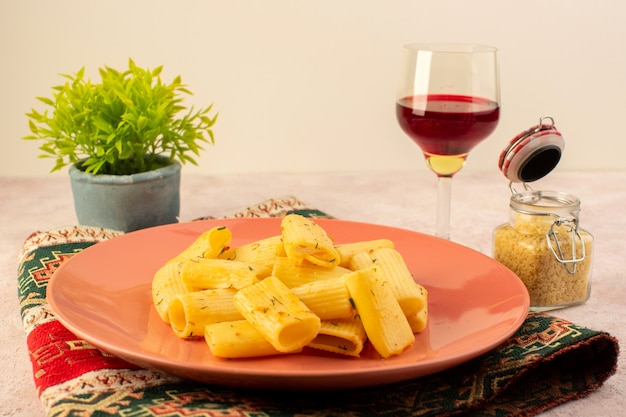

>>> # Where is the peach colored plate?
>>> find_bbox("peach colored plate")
[48,218,529,390]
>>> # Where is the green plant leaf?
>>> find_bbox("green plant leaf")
[92,116,114,133]
[23,59,217,175]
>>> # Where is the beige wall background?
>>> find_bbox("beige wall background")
[1,0,624,177]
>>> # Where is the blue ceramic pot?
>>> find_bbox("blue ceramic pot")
[68,156,181,232]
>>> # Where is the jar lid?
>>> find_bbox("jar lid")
[498,116,564,183]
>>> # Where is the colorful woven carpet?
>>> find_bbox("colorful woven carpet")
[17,196,618,417]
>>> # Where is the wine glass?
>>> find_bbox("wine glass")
[396,43,500,240]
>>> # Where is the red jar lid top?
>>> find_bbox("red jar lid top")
[498,117,564,183]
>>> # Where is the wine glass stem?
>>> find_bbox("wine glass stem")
[436,176,452,240]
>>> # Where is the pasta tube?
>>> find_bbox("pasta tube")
[350,248,426,316]
[334,238,394,268]
[179,258,264,290]
[290,276,355,319]
[219,235,285,268]
[205,320,294,358]
[167,226,232,264]
[151,262,192,324]
[168,288,243,338]
[407,305,428,333]
[233,275,321,353]
[280,214,341,267]
[271,256,351,288]
[345,268,415,358]
[308,317,367,357]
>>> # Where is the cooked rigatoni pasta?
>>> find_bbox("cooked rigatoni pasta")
[280,214,341,267]
[151,262,192,324]
[407,305,428,333]
[179,257,264,290]
[167,226,232,264]
[168,288,242,338]
[308,317,367,357]
[271,256,351,288]
[334,238,394,268]
[290,276,355,319]
[345,268,415,358]
[205,320,294,358]
[153,217,430,361]
[219,235,285,268]
[233,275,321,353]
[350,247,426,316]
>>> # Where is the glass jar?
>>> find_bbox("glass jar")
[493,189,593,311]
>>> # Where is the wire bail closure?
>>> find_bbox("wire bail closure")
[546,216,586,274]
[500,117,586,275]
[509,190,587,276]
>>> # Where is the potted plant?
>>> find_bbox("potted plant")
[23,59,217,232]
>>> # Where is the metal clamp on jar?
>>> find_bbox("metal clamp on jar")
[493,116,593,311]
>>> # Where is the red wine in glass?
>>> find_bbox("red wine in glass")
[396,94,500,176]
